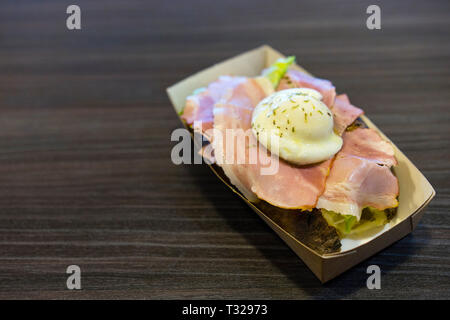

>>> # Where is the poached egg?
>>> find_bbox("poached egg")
[251,88,342,165]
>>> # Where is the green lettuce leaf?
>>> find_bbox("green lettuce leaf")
[262,56,296,88]
[321,207,390,237]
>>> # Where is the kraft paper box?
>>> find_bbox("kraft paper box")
[166,45,435,283]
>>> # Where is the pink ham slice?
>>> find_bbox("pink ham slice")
[339,128,397,167]
[277,70,336,108]
[317,128,399,219]
[213,77,331,209]
[181,76,247,138]
[331,94,364,135]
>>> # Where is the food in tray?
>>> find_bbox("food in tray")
[179,57,399,251]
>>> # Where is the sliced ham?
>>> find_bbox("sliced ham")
[339,128,396,167]
[181,92,214,133]
[213,77,332,209]
[331,94,364,135]
[317,128,399,219]
[277,70,336,108]
[181,76,247,136]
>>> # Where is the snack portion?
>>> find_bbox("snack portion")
[179,57,399,249]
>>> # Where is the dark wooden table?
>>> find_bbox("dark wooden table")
[0,0,448,299]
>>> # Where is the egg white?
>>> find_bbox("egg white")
[252,88,343,165]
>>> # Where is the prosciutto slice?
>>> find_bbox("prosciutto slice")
[331,94,364,135]
[181,76,247,137]
[317,128,399,219]
[213,77,331,209]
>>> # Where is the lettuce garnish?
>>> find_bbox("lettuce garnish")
[262,56,296,88]
[321,207,391,237]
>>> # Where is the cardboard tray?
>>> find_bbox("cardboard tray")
[166,45,436,283]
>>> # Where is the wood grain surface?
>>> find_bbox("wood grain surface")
[0,0,449,299]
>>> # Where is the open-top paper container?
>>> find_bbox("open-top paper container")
[167,45,435,283]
